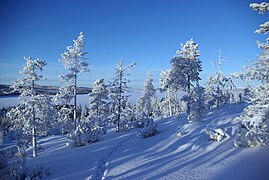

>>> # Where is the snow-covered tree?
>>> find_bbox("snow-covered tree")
[184,84,206,122]
[108,59,135,132]
[233,2,269,147]
[68,79,109,147]
[58,32,89,129]
[205,72,235,109]
[159,90,180,117]
[159,69,178,116]
[32,94,56,137]
[80,105,89,122]
[169,38,202,114]
[135,72,156,119]
[67,121,104,147]
[206,51,236,108]
[55,105,73,134]
[88,79,109,128]
[8,57,46,157]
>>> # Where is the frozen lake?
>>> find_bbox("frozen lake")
[0,95,20,108]
[0,89,165,108]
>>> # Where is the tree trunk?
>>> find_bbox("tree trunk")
[117,71,123,132]
[32,74,37,157]
[216,73,220,108]
[32,127,37,157]
[74,74,77,129]
[187,75,191,115]
[167,87,172,116]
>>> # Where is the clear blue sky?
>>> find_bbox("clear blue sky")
[0,0,267,88]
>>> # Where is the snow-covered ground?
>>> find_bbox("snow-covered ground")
[21,103,269,180]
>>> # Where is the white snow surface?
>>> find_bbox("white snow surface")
[19,104,269,179]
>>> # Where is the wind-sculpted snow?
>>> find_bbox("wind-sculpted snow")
[21,103,269,179]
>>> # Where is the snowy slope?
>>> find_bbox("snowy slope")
[24,103,269,180]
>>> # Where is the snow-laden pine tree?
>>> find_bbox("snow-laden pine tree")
[58,32,89,129]
[184,84,206,122]
[205,72,235,109]
[108,59,135,132]
[159,69,180,116]
[53,86,74,134]
[7,57,47,157]
[80,105,89,123]
[65,80,109,147]
[233,2,269,147]
[135,72,156,119]
[88,79,109,129]
[169,38,202,114]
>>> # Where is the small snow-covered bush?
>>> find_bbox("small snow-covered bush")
[137,118,158,139]
[67,122,104,147]
[0,130,3,145]
[176,131,188,138]
[234,107,269,148]
[133,115,147,128]
[67,125,89,147]
[25,164,50,180]
[0,151,26,180]
[16,138,30,158]
[205,128,228,142]
[117,120,133,132]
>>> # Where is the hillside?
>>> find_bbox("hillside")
[23,103,269,179]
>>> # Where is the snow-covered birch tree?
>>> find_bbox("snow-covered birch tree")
[169,38,202,114]
[58,32,89,129]
[8,57,46,157]
[108,59,135,132]
[233,2,269,147]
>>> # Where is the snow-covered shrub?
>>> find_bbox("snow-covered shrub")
[137,118,158,139]
[25,164,50,180]
[16,143,28,158]
[234,104,269,148]
[0,151,26,180]
[205,128,228,142]
[133,112,148,128]
[176,131,188,138]
[133,118,145,128]
[67,122,104,147]
[67,125,89,147]
[0,130,3,145]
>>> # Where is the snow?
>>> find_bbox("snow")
[15,103,269,179]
